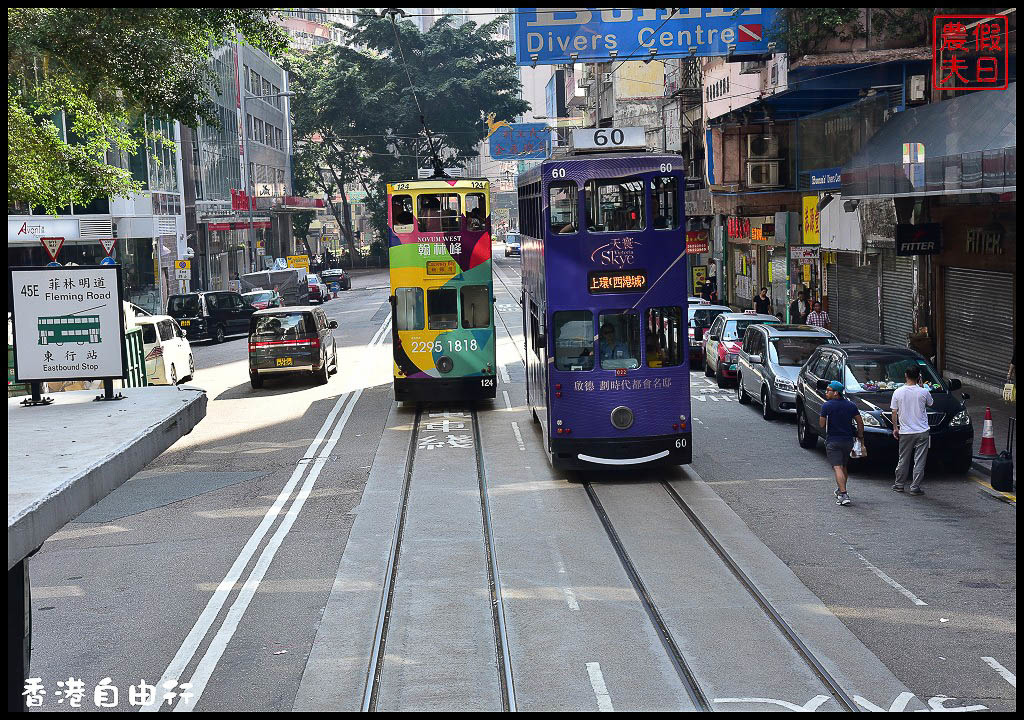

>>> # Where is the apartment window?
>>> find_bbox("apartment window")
[250,70,261,97]
[276,127,284,150]
[246,114,253,140]
[262,78,272,99]
[243,65,250,92]
[272,85,280,107]
[255,118,264,144]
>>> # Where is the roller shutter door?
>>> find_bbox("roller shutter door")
[943,268,1014,387]
[834,253,881,343]
[881,251,916,346]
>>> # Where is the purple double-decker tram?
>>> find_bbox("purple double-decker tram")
[519,150,692,469]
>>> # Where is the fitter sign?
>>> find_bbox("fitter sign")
[514,8,781,65]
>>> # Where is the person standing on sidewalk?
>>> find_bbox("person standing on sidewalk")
[891,365,933,495]
[806,300,831,330]
[754,287,772,315]
[819,380,865,506]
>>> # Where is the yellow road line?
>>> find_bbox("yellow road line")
[972,475,1016,504]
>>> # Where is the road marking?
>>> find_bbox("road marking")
[755,477,828,482]
[585,662,614,712]
[502,390,512,409]
[511,421,525,450]
[716,696,830,711]
[849,547,927,606]
[498,361,510,384]
[563,587,580,611]
[143,317,392,712]
[33,585,84,599]
[49,524,128,541]
[981,657,1016,688]
[971,477,1016,504]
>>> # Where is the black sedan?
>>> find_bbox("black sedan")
[794,344,973,473]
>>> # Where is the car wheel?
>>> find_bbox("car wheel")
[736,375,750,404]
[169,364,177,385]
[330,344,338,375]
[214,325,226,344]
[250,371,263,389]
[188,354,195,378]
[704,358,714,377]
[716,365,728,389]
[951,447,973,474]
[761,387,777,421]
[316,356,329,385]
[797,405,818,448]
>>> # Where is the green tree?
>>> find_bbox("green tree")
[8,8,287,214]
[290,9,528,251]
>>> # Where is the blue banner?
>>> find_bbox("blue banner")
[808,167,842,190]
[488,123,551,159]
[514,8,781,65]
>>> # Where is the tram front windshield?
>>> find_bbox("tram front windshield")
[585,178,645,232]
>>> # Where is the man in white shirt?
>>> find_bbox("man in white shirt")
[890,365,934,495]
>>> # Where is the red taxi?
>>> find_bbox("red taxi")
[703,311,780,387]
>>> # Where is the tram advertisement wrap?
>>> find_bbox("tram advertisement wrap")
[387,180,496,389]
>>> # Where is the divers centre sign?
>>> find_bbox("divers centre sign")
[514,8,781,65]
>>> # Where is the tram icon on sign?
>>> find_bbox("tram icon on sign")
[37,314,102,346]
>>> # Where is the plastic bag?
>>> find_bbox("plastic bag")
[851,439,868,458]
[1003,382,1015,403]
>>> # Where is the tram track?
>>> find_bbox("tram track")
[582,478,861,712]
[361,404,516,712]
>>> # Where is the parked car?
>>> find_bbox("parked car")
[320,268,352,291]
[703,311,781,387]
[794,344,973,472]
[735,324,839,420]
[504,232,521,257]
[242,289,283,310]
[687,303,730,370]
[307,274,329,303]
[135,315,194,385]
[248,307,338,388]
[167,291,257,344]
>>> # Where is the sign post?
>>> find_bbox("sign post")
[9,265,127,405]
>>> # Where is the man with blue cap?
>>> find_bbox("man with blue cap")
[819,379,865,505]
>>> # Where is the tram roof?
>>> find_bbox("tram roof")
[386,178,490,193]
[517,150,683,186]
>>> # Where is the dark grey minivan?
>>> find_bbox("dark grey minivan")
[248,307,338,389]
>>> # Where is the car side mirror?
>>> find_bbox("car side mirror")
[328,320,338,329]
[948,378,962,391]
[748,354,762,365]
[709,333,720,341]
[816,379,829,394]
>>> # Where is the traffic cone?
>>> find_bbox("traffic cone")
[978,407,998,457]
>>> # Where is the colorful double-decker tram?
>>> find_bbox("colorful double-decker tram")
[387,178,497,402]
[519,146,692,468]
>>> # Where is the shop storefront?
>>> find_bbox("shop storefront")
[726,215,777,311]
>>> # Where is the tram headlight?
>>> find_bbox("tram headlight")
[436,355,454,373]
[610,405,634,430]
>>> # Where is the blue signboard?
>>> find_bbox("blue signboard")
[808,167,842,191]
[100,257,116,266]
[489,123,551,159]
[46,261,62,267]
[514,8,782,65]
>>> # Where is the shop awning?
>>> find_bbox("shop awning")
[841,84,1015,198]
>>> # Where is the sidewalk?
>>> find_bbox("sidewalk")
[963,380,1016,483]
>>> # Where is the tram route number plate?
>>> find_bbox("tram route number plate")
[426,260,457,276]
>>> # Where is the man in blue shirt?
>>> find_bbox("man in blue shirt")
[598,322,628,362]
[819,380,865,506]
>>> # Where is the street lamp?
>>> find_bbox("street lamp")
[241,90,294,271]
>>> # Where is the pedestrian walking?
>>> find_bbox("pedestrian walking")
[806,300,831,330]
[790,289,810,324]
[819,380,865,505]
[891,365,933,495]
[754,287,772,315]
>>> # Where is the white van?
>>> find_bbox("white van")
[136,315,194,385]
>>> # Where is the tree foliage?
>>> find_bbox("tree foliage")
[770,8,935,59]
[8,8,287,213]
[290,9,528,249]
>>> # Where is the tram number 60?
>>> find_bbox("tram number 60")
[675,438,688,449]
[593,129,625,146]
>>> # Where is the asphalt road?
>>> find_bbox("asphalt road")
[25,252,1015,712]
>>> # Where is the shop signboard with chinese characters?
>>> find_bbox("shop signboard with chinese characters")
[932,14,1009,91]
[9,265,127,382]
[802,196,820,245]
[489,123,551,159]
[686,231,710,254]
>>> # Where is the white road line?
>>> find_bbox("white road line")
[502,390,512,409]
[511,421,525,451]
[585,662,614,712]
[563,587,580,611]
[981,657,1016,688]
[142,317,391,712]
[498,361,510,384]
[849,548,927,606]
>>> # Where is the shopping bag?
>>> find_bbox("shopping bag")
[851,439,868,458]
[1003,382,1015,402]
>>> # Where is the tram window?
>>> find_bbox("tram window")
[597,312,641,370]
[650,176,679,230]
[418,194,460,233]
[427,287,458,329]
[395,288,424,331]
[461,285,490,328]
[585,178,645,232]
[466,193,487,231]
[548,182,578,234]
[392,195,414,233]
[553,311,594,371]
[644,307,683,368]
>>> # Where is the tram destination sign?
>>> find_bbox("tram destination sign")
[9,265,127,383]
[514,8,782,65]
[588,269,648,294]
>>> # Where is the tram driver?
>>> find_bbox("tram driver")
[598,322,629,362]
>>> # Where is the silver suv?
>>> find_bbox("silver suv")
[735,324,839,420]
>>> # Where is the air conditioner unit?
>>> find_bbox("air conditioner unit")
[747,134,779,159]
[746,160,780,188]
[908,74,926,102]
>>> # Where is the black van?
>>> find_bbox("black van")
[167,291,257,344]
[248,307,338,388]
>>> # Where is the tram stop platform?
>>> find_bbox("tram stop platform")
[7,386,207,711]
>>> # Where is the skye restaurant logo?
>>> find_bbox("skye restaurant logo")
[591,237,640,266]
